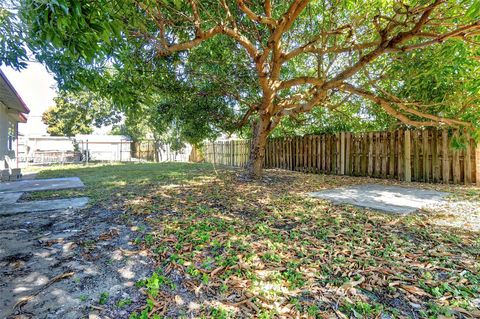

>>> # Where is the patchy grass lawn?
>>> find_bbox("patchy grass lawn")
[22,162,214,204]
[26,163,480,318]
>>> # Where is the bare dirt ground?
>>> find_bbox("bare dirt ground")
[0,204,154,319]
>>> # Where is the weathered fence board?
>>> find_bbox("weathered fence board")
[203,129,479,185]
[476,144,480,186]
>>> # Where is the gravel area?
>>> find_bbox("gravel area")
[424,199,480,231]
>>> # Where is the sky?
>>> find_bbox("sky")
[1,62,57,136]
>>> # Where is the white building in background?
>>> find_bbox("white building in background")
[18,134,132,164]
[75,134,132,161]
[0,70,29,179]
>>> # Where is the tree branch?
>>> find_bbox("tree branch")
[157,26,224,56]
[220,0,237,31]
[278,77,324,90]
[277,89,328,117]
[340,83,471,128]
[259,0,310,66]
[375,87,469,126]
[284,40,380,61]
[237,0,277,26]
[391,20,480,52]
[188,0,202,37]
[323,0,444,90]
[264,0,272,18]
[235,106,257,128]
[222,27,260,59]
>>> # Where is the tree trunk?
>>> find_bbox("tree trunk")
[246,116,271,179]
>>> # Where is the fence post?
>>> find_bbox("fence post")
[213,142,216,164]
[452,131,461,184]
[119,139,122,162]
[464,135,472,184]
[442,130,449,184]
[86,140,89,164]
[404,130,411,182]
[389,132,395,178]
[367,133,373,176]
[476,142,480,186]
[231,141,235,166]
[422,130,429,182]
[340,132,345,175]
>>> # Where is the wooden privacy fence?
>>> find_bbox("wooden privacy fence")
[204,140,251,168]
[132,141,191,162]
[204,129,480,185]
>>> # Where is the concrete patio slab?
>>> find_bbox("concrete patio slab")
[0,177,84,193]
[0,192,23,205]
[309,184,448,214]
[0,197,89,216]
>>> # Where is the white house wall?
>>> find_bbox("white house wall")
[0,101,18,164]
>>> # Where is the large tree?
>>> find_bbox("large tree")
[14,0,480,177]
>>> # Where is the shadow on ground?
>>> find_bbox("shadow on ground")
[3,162,479,318]
[0,205,153,319]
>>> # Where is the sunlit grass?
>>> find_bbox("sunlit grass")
[22,162,215,206]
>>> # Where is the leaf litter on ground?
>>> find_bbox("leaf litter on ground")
[119,166,480,319]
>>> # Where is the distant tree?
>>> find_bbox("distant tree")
[110,120,149,143]
[106,62,238,145]
[42,91,120,136]
[111,93,229,161]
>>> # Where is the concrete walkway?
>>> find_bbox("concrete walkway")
[309,184,448,214]
[0,177,88,215]
[0,177,84,193]
[0,197,89,216]
[0,192,23,205]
